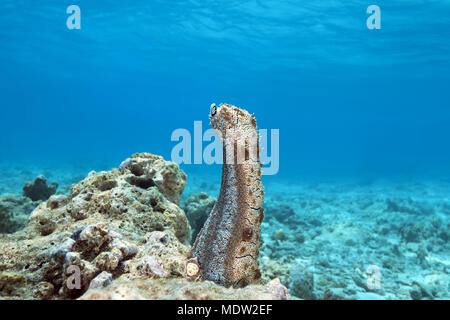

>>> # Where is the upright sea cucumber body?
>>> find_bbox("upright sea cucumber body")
[191,103,264,287]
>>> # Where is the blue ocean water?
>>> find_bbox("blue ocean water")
[1,1,450,301]
[1,0,449,179]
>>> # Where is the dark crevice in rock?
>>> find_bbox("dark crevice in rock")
[126,175,156,189]
[130,163,145,176]
[98,180,117,192]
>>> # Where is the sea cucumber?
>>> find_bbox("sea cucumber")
[191,103,264,287]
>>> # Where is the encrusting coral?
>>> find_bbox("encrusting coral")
[192,103,264,288]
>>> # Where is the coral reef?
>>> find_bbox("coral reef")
[119,153,186,205]
[182,192,215,242]
[192,104,264,288]
[22,175,58,201]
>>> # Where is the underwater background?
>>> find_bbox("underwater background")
[0,1,449,299]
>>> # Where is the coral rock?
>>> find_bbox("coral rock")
[28,153,191,244]
[0,154,191,299]
[89,271,113,290]
[119,153,187,205]
[264,278,291,300]
[22,175,58,201]
[130,230,190,278]
[80,277,289,300]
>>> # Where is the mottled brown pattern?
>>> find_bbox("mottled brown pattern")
[191,104,263,287]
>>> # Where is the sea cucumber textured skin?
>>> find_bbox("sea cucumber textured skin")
[191,103,264,288]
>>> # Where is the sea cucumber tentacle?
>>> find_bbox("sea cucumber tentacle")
[191,103,264,288]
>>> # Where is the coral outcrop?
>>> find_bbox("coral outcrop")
[119,153,186,205]
[28,153,190,244]
[22,175,58,201]
[0,153,191,299]
[192,104,264,288]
